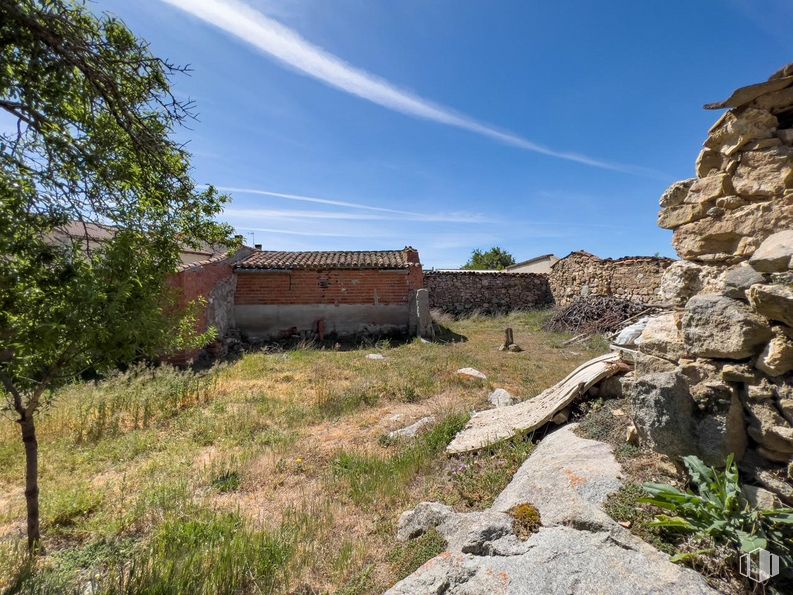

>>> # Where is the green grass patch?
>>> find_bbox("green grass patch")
[332,413,469,505]
[103,508,321,595]
[211,470,241,493]
[444,436,535,509]
[388,529,447,581]
[43,484,104,533]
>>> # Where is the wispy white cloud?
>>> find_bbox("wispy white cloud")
[217,186,442,216]
[231,226,383,238]
[162,0,657,175]
[223,206,491,223]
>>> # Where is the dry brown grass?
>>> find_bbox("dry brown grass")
[0,309,605,593]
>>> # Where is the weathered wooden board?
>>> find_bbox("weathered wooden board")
[446,352,626,454]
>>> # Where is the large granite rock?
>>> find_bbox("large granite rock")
[722,262,766,300]
[748,283,793,327]
[629,372,697,457]
[661,261,724,303]
[749,229,793,272]
[682,295,772,359]
[636,312,687,362]
[491,426,621,528]
[657,261,709,306]
[388,425,715,595]
[386,526,715,595]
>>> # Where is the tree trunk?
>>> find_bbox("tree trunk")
[19,414,40,550]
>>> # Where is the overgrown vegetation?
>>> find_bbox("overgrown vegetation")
[333,414,469,506]
[642,455,793,573]
[442,436,535,509]
[0,311,603,592]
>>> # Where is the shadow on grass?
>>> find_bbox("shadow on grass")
[432,324,468,344]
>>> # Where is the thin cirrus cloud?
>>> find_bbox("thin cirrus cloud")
[222,207,492,224]
[231,226,387,238]
[162,0,657,176]
[215,186,493,223]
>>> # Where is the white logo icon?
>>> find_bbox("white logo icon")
[739,548,780,582]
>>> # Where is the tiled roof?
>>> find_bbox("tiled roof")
[235,248,417,270]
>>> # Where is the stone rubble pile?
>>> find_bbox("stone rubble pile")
[630,65,793,491]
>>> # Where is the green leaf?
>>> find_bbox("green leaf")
[736,530,767,553]
[683,455,713,486]
[649,515,696,531]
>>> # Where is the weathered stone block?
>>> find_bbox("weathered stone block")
[755,329,793,376]
[733,147,793,198]
[636,312,687,362]
[659,178,695,208]
[682,295,772,359]
[749,229,793,272]
[722,262,766,300]
[629,372,697,457]
[748,283,793,327]
[704,107,777,156]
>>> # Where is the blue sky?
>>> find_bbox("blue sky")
[94,0,792,268]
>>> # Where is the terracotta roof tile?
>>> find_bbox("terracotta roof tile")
[235,248,418,270]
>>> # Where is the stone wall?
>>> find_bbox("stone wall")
[627,65,793,489]
[424,271,553,316]
[548,251,674,306]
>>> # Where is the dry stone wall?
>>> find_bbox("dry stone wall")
[549,252,673,306]
[628,65,793,490]
[424,271,553,316]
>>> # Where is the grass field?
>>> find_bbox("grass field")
[0,310,606,594]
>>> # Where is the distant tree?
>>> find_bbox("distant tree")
[0,0,233,549]
[462,247,516,270]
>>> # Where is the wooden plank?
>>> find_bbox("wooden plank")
[446,352,626,454]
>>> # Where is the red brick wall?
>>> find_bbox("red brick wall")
[235,266,424,306]
[169,260,234,334]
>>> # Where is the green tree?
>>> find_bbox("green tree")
[0,0,233,549]
[461,247,516,270]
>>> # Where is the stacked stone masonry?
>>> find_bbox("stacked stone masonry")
[630,64,793,489]
[424,271,553,316]
[548,251,673,306]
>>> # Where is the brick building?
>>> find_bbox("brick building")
[232,247,424,340]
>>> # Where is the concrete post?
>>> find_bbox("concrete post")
[408,290,418,336]
[415,288,434,339]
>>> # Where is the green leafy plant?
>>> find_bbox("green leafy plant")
[641,454,793,568]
